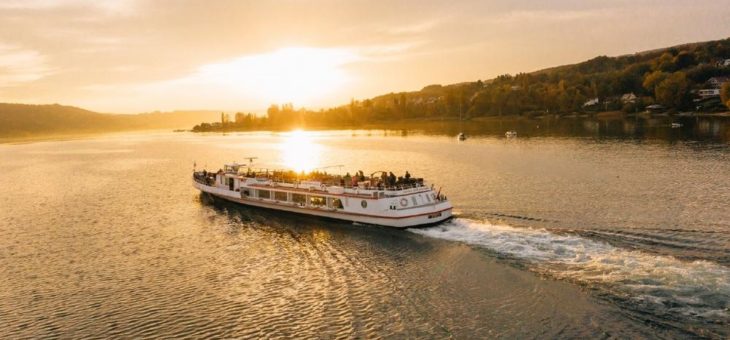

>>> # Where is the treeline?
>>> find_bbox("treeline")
[193,38,730,132]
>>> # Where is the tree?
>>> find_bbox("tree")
[673,51,695,69]
[267,104,286,126]
[655,72,688,108]
[643,70,668,94]
[234,112,245,124]
[653,52,675,72]
[721,82,730,108]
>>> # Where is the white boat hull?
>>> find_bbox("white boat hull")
[193,181,453,228]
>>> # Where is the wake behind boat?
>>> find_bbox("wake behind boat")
[193,162,453,228]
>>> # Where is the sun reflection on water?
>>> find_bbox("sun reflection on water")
[279,130,322,172]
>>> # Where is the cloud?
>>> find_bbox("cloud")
[76,47,364,111]
[0,0,136,14]
[491,8,618,24]
[358,41,427,60]
[2,0,730,113]
[385,19,443,35]
[0,44,52,84]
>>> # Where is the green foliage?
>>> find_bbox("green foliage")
[643,70,668,93]
[203,38,730,131]
[721,82,730,108]
[653,52,676,72]
[655,72,688,108]
[673,51,696,69]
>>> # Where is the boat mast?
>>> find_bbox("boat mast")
[459,102,463,133]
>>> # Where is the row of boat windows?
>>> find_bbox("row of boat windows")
[239,187,436,210]
[243,189,345,209]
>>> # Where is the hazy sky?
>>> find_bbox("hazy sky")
[1,0,730,113]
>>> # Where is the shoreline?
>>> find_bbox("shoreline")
[189,111,730,133]
[2,113,728,144]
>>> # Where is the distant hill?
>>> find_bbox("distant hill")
[194,37,730,132]
[0,103,221,137]
[351,37,730,119]
[6,38,730,137]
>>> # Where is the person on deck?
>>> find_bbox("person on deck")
[388,172,396,187]
[343,172,352,187]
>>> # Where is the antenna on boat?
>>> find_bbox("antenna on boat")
[243,156,258,166]
[457,102,467,141]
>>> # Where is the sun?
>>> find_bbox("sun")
[279,129,322,172]
[198,47,358,105]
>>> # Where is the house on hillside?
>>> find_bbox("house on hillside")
[707,76,730,88]
[583,97,599,107]
[646,104,666,113]
[620,93,637,104]
[698,88,721,99]
[427,96,440,104]
[716,59,730,68]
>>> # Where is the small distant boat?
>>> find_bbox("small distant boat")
[505,130,517,138]
[193,162,453,228]
[671,123,682,128]
[457,104,467,141]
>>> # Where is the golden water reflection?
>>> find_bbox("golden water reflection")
[279,130,323,172]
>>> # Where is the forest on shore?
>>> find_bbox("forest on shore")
[194,38,730,132]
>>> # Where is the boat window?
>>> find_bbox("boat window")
[292,193,306,205]
[274,191,288,201]
[310,196,326,207]
[412,196,418,206]
[425,194,431,202]
[242,189,250,197]
[257,190,271,199]
[361,200,367,209]
[332,198,344,209]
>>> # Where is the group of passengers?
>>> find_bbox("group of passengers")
[193,169,217,186]
[199,167,422,189]
[341,170,422,189]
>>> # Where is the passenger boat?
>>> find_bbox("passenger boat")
[192,163,453,228]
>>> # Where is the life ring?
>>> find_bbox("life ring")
[320,183,327,191]
[400,198,408,207]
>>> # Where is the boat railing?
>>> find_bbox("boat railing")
[211,167,431,192]
[245,176,428,193]
[193,172,216,186]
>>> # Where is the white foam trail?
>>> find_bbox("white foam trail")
[410,218,730,318]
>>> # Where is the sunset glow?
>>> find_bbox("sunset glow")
[279,130,322,172]
[2,1,730,339]
[0,1,729,113]
[196,47,358,105]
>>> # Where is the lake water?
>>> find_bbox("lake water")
[1,117,729,338]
